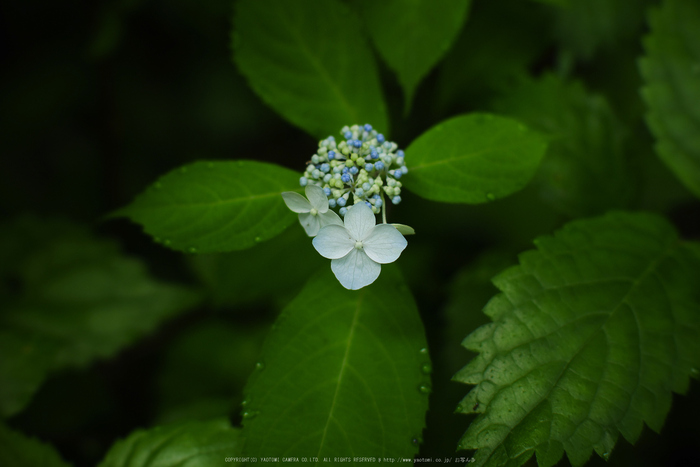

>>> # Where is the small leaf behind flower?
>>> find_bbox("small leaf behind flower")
[392,223,415,236]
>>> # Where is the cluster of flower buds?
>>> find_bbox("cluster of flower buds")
[299,124,408,217]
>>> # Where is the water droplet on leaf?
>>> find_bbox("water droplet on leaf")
[242,411,259,420]
[421,364,432,375]
[255,362,265,371]
[690,367,699,377]
[241,399,249,407]
[418,384,431,394]
[255,236,262,242]
[419,347,428,356]
[486,193,495,201]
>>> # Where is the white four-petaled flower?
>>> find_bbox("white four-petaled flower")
[312,202,407,290]
[282,185,343,236]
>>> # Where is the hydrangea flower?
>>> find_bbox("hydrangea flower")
[312,202,407,290]
[282,184,342,237]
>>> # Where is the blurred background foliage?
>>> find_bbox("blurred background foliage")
[1,0,698,465]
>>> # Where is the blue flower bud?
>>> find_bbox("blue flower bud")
[342,166,349,174]
[362,182,371,191]
[341,173,351,183]
[312,169,321,179]
[393,170,402,179]
[370,147,378,159]
[401,166,408,174]
[349,166,359,175]
[328,150,336,160]
[337,197,347,207]
[299,177,308,186]
[339,207,348,216]
[329,198,336,208]
[365,201,372,208]
[353,139,362,148]
[396,156,404,166]
[323,174,332,183]
[311,155,320,164]
[396,150,404,158]
[375,199,383,208]
[320,163,330,173]
[344,130,353,139]
[364,124,372,132]
[355,188,364,197]
[365,163,374,171]
[323,187,331,196]
[375,161,385,170]
[376,134,385,143]
[392,196,401,204]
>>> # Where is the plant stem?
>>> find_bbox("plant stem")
[381,191,387,224]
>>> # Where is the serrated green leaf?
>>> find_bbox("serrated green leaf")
[640,0,700,198]
[241,265,430,458]
[113,161,300,253]
[358,0,471,112]
[98,418,242,467]
[453,211,700,467]
[0,217,200,418]
[189,224,325,308]
[492,74,633,217]
[402,114,547,204]
[0,423,72,467]
[233,0,388,139]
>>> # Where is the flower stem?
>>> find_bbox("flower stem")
[381,191,387,224]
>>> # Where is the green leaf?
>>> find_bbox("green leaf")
[553,0,649,60]
[358,0,471,112]
[0,217,200,418]
[640,0,700,198]
[0,423,72,467]
[233,0,388,139]
[98,419,242,467]
[189,224,325,308]
[492,74,633,217]
[453,211,700,467]
[241,265,430,458]
[113,161,300,253]
[402,114,547,204]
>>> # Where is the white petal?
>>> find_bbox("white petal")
[319,209,343,228]
[282,192,311,213]
[306,184,329,213]
[331,249,381,290]
[362,224,407,264]
[343,203,375,240]
[299,212,321,237]
[312,225,354,259]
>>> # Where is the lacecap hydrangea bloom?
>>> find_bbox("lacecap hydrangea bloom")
[282,124,413,290]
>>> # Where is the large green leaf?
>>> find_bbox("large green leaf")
[640,0,700,198]
[358,0,471,112]
[402,114,547,204]
[492,74,633,217]
[233,0,388,139]
[241,266,430,459]
[453,211,700,466]
[98,419,242,467]
[0,217,200,418]
[0,423,72,467]
[113,160,300,253]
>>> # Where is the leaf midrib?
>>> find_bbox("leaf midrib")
[315,291,364,461]
[409,141,529,172]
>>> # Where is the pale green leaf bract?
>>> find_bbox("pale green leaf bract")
[0,423,72,467]
[233,0,388,139]
[453,212,700,467]
[241,265,430,458]
[358,0,471,112]
[640,0,700,198]
[114,161,300,253]
[403,114,547,204]
[97,419,242,467]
